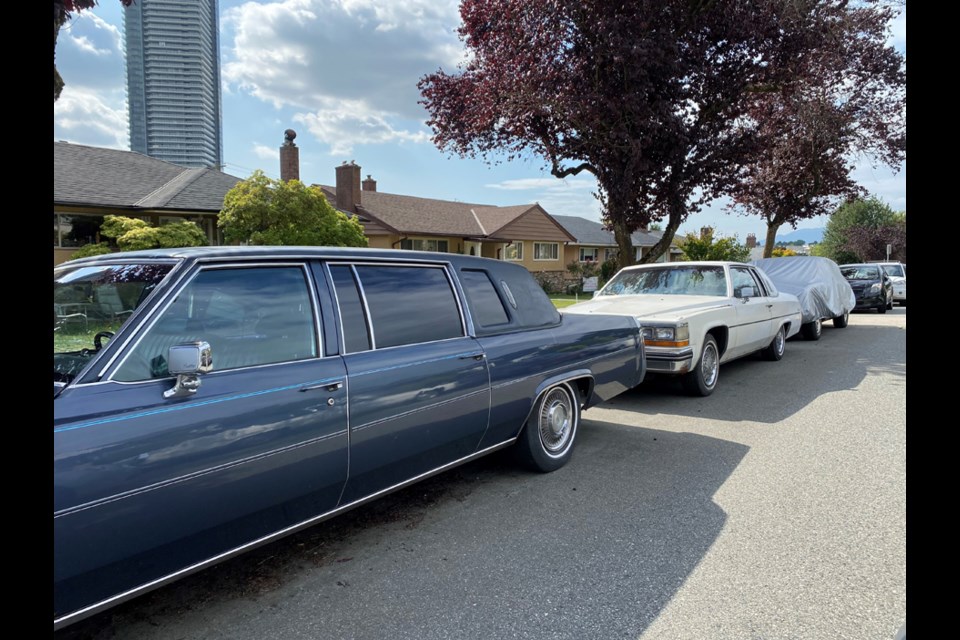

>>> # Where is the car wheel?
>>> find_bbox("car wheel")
[516,383,580,472]
[761,325,786,361]
[833,311,849,328]
[682,335,719,397]
[800,318,822,341]
[887,297,894,310]
[877,302,887,314]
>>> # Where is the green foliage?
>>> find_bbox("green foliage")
[219,170,368,247]
[818,197,901,263]
[677,231,751,262]
[71,242,113,258]
[771,247,798,257]
[599,257,619,282]
[566,260,608,294]
[100,215,207,251]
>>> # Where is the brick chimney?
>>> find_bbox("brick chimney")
[362,174,377,192]
[746,233,757,249]
[335,161,361,212]
[279,129,299,182]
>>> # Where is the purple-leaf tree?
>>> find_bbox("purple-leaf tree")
[730,1,906,258]
[419,0,845,266]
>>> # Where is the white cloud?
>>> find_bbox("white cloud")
[222,0,461,150]
[54,87,128,149]
[56,7,126,91]
[253,144,279,159]
[68,35,112,56]
[486,177,596,192]
[293,98,430,155]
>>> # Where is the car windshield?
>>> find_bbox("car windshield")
[840,266,880,280]
[54,262,174,383]
[881,264,904,278]
[598,265,727,296]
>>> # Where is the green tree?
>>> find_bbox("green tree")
[676,230,750,262]
[219,170,368,247]
[100,215,207,251]
[817,197,900,263]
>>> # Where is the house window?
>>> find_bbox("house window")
[534,242,559,261]
[504,242,523,261]
[400,238,449,253]
[579,247,600,263]
[54,214,103,248]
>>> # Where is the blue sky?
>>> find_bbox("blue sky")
[53,0,906,243]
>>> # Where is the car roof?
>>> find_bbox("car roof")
[619,260,746,269]
[55,245,506,270]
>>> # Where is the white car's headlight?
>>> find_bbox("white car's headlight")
[640,323,690,347]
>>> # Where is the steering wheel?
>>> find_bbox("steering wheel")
[94,331,115,351]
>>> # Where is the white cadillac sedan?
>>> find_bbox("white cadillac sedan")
[564,261,803,396]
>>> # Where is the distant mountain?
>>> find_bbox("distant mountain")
[774,227,824,244]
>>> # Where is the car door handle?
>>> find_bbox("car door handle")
[766,304,774,308]
[300,381,344,392]
[459,352,486,361]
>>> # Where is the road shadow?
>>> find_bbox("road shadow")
[55,422,746,640]
[602,321,906,424]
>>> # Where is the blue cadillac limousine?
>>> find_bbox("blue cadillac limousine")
[54,247,646,629]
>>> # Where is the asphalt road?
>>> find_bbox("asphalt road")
[57,307,906,640]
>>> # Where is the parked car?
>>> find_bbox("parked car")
[54,247,647,629]
[563,261,802,397]
[839,263,894,313]
[869,261,907,306]
[750,256,856,340]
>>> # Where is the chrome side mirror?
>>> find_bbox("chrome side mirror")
[163,341,212,399]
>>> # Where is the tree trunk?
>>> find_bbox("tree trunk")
[642,204,684,263]
[613,220,635,270]
[762,220,782,258]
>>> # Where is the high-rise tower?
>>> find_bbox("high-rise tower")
[124,0,223,168]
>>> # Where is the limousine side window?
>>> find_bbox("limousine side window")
[114,266,317,381]
[330,264,464,352]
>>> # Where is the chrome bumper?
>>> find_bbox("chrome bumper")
[645,347,695,374]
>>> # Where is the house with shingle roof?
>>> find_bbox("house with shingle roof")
[318,161,576,280]
[54,141,241,265]
[551,215,681,265]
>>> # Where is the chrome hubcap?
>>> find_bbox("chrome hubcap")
[701,345,718,387]
[775,328,785,354]
[539,389,572,453]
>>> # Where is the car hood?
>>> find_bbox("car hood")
[563,294,730,321]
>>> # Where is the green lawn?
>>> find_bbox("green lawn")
[550,294,591,309]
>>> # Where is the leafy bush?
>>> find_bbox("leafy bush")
[71,242,113,258]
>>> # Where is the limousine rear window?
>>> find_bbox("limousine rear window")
[459,269,510,327]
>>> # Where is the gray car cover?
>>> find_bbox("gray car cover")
[750,257,856,324]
